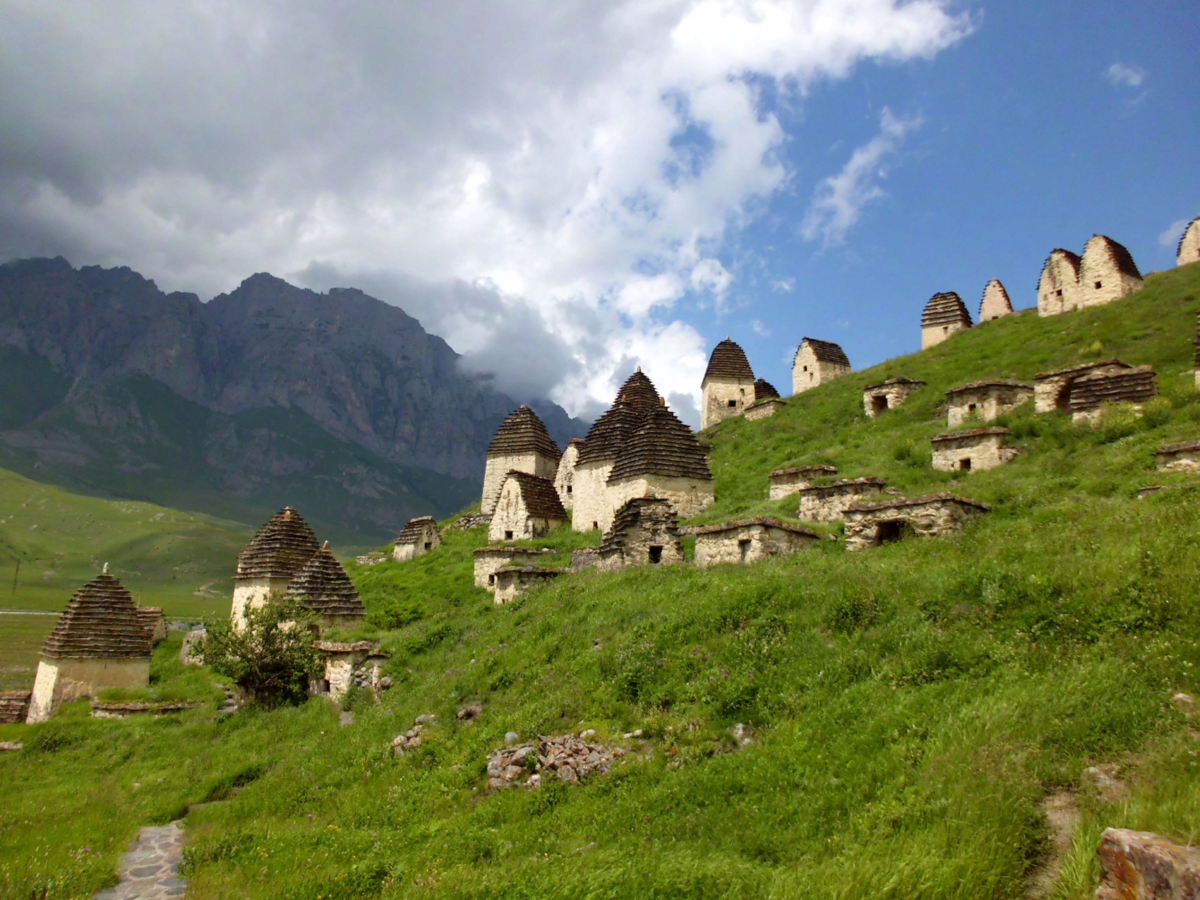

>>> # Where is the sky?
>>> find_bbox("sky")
[1,0,1196,427]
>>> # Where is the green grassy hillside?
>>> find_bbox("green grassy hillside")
[2,265,1200,900]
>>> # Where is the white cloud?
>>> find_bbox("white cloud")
[800,107,923,247]
[771,277,796,292]
[1159,218,1190,249]
[751,319,772,337]
[0,1,974,417]
[1105,62,1146,89]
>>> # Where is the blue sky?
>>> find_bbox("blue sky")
[0,1,1195,427]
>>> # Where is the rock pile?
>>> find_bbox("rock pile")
[486,733,625,791]
[391,713,436,755]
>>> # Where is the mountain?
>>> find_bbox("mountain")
[0,257,587,543]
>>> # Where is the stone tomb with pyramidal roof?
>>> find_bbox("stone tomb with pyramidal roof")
[978,279,1014,322]
[554,438,585,509]
[574,369,714,534]
[286,541,366,630]
[768,464,838,501]
[393,516,441,562]
[863,378,925,419]
[792,338,851,395]
[231,506,320,630]
[26,568,154,723]
[944,380,1033,427]
[1178,216,1200,268]
[481,406,561,517]
[921,292,972,349]
[489,470,568,542]
[744,378,786,421]
[596,497,685,571]
[701,339,756,429]
[684,517,819,568]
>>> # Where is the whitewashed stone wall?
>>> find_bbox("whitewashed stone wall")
[702,376,754,429]
[921,321,969,350]
[473,547,548,590]
[488,476,564,543]
[768,465,837,500]
[931,430,1017,472]
[492,567,563,605]
[1156,441,1200,472]
[310,644,386,700]
[1179,219,1200,267]
[231,575,292,630]
[1038,250,1083,316]
[481,452,557,516]
[744,398,786,421]
[605,475,714,533]
[945,384,1033,427]
[798,479,887,522]
[26,657,150,723]
[554,441,582,509]
[979,279,1013,321]
[1079,235,1144,308]
[571,460,615,532]
[393,521,440,561]
[792,345,850,395]
[689,520,818,567]
[843,495,988,552]
[863,381,924,418]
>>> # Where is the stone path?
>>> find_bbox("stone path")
[95,822,187,899]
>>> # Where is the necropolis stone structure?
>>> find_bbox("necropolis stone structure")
[138,607,166,644]
[1034,359,1133,413]
[863,378,925,418]
[792,338,851,394]
[1068,365,1158,424]
[481,405,561,516]
[574,370,661,532]
[231,506,320,629]
[1038,248,1083,316]
[701,338,756,429]
[0,691,31,724]
[1156,440,1200,473]
[27,570,153,723]
[554,438,584,509]
[944,380,1033,427]
[843,493,989,552]
[921,292,972,349]
[978,279,1014,322]
[489,471,568,542]
[605,404,714,532]
[798,477,887,522]
[310,640,388,700]
[492,565,565,605]
[1179,216,1200,267]
[596,497,684,571]
[393,516,441,561]
[931,427,1017,472]
[686,517,818,567]
[753,378,780,400]
[1079,234,1144,308]
[473,546,550,590]
[768,464,838,500]
[745,378,786,420]
[286,541,366,631]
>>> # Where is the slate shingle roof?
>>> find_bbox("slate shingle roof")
[1067,366,1158,412]
[487,406,561,460]
[599,498,680,556]
[702,338,754,385]
[931,426,1013,443]
[921,292,973,329]
[944,379,1032,396]
[753,378,780,400]
[40,572,153,659]
[286,542,365,619]
[235,507,320,582]
[576,400,646,465]
[797,338,850,367]
[607,404,712,482]
[864,377,925,391]
[848,492,990,513]
[1085,234,1142,279]
[396,516,437,545]
[616,368,661,410]
[504,471,568,520]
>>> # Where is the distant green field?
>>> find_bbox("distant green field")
[0,613,54,691]
[0,465,251,617]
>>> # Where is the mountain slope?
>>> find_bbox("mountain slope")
[0,258,586,541]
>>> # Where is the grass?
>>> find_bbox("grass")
[2,265,1200,899]
[0,613,55,691]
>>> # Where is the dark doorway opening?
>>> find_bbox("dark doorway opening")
[504,530,513,540]
[871,395,888,416]
[648,545,663,564]
[875,520,905,545]
[424,542,432,551]
[959,458,972,471]
[738,538,752,562]
[727,399,737,408]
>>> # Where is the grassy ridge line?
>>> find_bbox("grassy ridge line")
[0,465,251,617]
[1,267,1199,898]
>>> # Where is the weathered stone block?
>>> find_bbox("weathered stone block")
[863,379,925,418]
[473,546,550,590]
[944,380,1032,427]
[684,518,819,567]
[798,477,887,523]
[1095,827,1200,900]
[744,397,786,420]
[768,464,838,500]
[1156,440,1200,473]
[492,566,566,605]
[931,427,1017,472]
[843,493,988,552]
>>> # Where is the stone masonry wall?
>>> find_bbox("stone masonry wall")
[1179,219,1200,267]
[691,521,818,568]
[393,521,440,562]
[0,691,31,724]
[605,474,715,533]
[798,479,887,523]
[946,384,1033,427]
[931,431,1016,472]
[488,476,563,542]
[744,398,785,421]
[481,452,557,517]
[474,547,549,590]
[231,575,292,630]
[572,460,616,532]
[921,322,968,350]
[843,496,987,552]
[1038,251,1083,316]
[702,376,754,430]
[768,465,837,500]
[792,345,850,395]
[26,656,150,723]
[493,567,563,605]
[554,441,581,510]
[1156,441,1200,473]
[863,381,924,418]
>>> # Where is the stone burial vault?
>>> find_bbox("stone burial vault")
[393,515,441,561]
[596,497,685,571]
[944,380,1033,427]
[480,405,561,517]
[473,546,551,592]
[798,477,888,523]
[744,378,786,421]
[1034,359,1133,414]
[1155,440,1200,473]
[931,427,1017,473]
[701,337,756,429]
[792,337,851,395]
[1067,365,1158,424]
[921,292,972,349]
[978,279,1014,322]
[492,565,566,605]
[230,505,320,630]
[285,540,366,631]
[863,378,925,418]
[843,494,990,552]
[488,470,568,543]
[683,517,819,568]
[768,464,838,500]
[1178,216,1200,267]
[1038,235,1143,316]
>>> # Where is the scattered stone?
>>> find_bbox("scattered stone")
[457,701,485,721]
[0,741,22,752]
[354,552,387,566]
[505,731,519,744]
[580,729,595,739]
[91,701,202,719]
[484,734,624,791]
[392,724,425,755]
[1095,827,1200,900]
[179,627,206,666]
[623,729,643,739]
[731,723,755,746]
[415,713,436,725]
[1084,765,1129,803]
[378,676,393,690]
